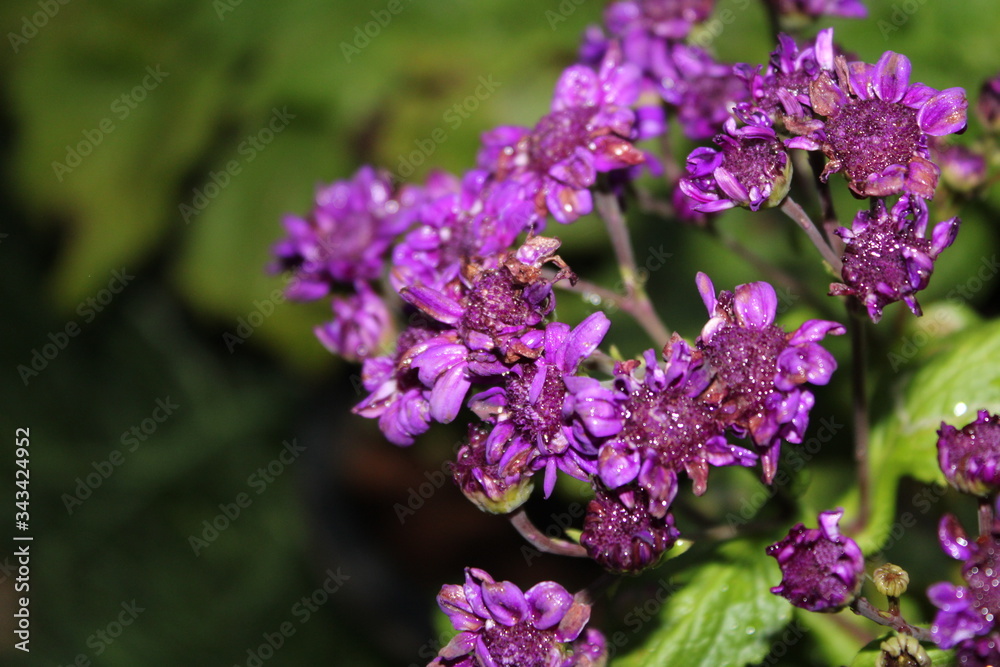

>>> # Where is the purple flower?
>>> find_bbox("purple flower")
[766,508,865,612]
[468,312,618,497]
[763,0,867,25]
[938,410,1000,496]
[931,139,988,194]
[352,323,442,445]
[391,170,537,294]
[451,424,535,515]
[478,44,653,224]
[830,196,959,322]
[930,514,1000,649]
[976,73,1000,132]
[736,29,836,122]
[786,52,968,198]
[696,273,844,482]
[661,44,750,140]
[271,165,417,300]
[580,481,680,574]
[597,337,757,517]
[431,568,606,667]
[679,104,792,212]
[402,236,575,358]
[953,633,1000,667]
[313,282,391,362]
[605,0,715,42]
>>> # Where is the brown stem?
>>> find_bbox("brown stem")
[979,495,995,537]
[593,189,672,345]
[510,508,587,558]
[849,597,933,643]
[780,197,843,274]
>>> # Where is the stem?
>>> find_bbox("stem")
[594,189,672,345]
[807,151,844,255]
[780,197,843,274]
[979,495,995,537]
[848,297,871,534]
[509,508,587,558]
[849,597,933,643]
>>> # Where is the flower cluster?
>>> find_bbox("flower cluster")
[766,508,865,612]
[431,568,606,667]
[263,2,996,664]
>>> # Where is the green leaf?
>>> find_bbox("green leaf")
[849,634,954,667]
[851,319,1000,555]
[613,539,792,667]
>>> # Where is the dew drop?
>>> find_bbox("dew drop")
[745,626,756,636]
[955,402,969,417]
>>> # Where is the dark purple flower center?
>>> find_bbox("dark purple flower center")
[700,323,787,420]
[506,364,567,448]
[581,485,677,573]
[721,137,787,194]
[529,107,596,173]
[769,530,852,606]
[481,621,558,667]
[964,536,1000,625]
[620,385,721,467]
[462,269,538,338]
[841,224,931,302]
[823,98,921,182]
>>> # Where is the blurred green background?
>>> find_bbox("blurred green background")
[1,0,998,665]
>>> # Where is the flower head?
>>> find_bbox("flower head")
[479,44,652,224]
[314,281,391,362]
[271,165,416,300]
[468,312,619,497]
[929,514,1000,649]
[580,481,680,574]
[431,568,606,667]
[696,273,844,481]
[763,0,867,29]
[391,170,537,294]
[597,337,757,517]
[679,104,792,212]
[766,508,865,612]
[830,196,959,322]
[662,44,750,140]
[736,29,836,122]
[353,322,442,445]
[938,410,1000,496]
[451,424,535,515]
[976,73,1000,132]
[786,52,968,198]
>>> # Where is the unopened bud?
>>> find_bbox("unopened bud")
[873,564,910,598]
[876,635,930,667]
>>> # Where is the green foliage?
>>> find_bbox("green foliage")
[614,540,793,667]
